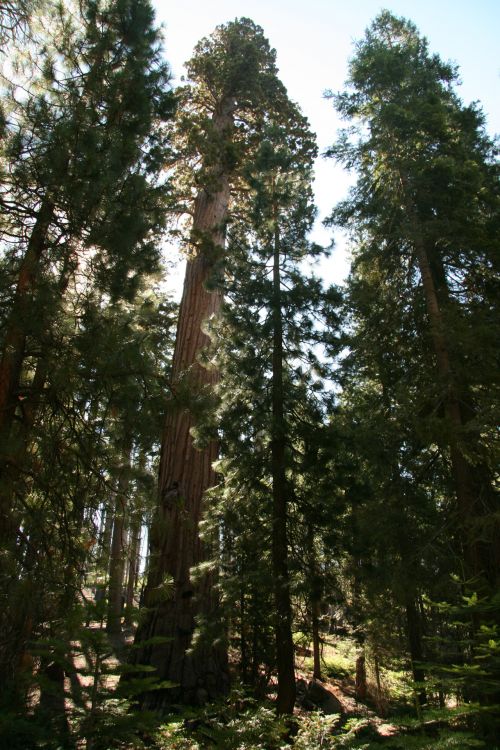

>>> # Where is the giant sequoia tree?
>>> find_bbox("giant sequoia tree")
[131,19,296,708]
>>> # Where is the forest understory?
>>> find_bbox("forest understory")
[12,595,478,750]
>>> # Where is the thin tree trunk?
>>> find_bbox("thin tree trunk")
[124,452,146,621]
[124,509,141,624]
[251,621,259,688]
[405,598,427,707]
[99,505,114,572]
[97,504,107,552]
[239,566,249,681]
[312,598,322,681]
[374,654,384,713]
[271,212,296,715]
[307,523,322,681]
[355,652,367,702]
[130,100,235,707]
[106,440,133,636]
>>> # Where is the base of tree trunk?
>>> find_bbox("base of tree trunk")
[132,584,230,710]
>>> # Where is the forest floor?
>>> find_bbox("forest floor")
[294,667,398,739]
[59,603,406,748]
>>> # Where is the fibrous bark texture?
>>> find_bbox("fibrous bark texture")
[131,103,234,708]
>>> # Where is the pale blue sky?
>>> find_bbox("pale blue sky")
[153,0,500,283]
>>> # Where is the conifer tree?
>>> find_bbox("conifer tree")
[204,116,339,713]
[131,18,300,708]
[0,0,174,550]
[0,0,36,43]
[0,0,174,701]
[326,10,500,600]
[326,11,500,726]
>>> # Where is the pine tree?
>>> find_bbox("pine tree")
[325,10,500,729]
[0,0,174,702]
[0,0,174,550]
[0,0,36,43]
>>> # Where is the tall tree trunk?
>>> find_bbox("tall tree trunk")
[124,452,146,621]
[37,657,70,742]
[401,180,499,592]
[414,237,498,589]
[99,504,115,573]
[130,100,235,708]
[240,584,249,681]
[374,654,384,714]
[311,598,322,682]
[271,214,296,715]
[106,440,133,636]
[355,651,367,702]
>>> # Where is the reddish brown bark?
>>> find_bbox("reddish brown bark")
[413,234,498,588]
[130,102,234,707]
[355,653,367,701]
[0,199,53,440]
